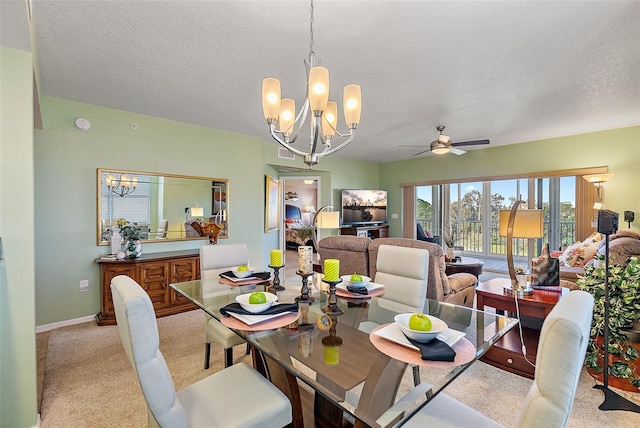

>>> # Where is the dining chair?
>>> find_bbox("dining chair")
[201,244,250,369]
[156,219,168,238]
[110,275,292,428]
[399,290,595,428]
[359,244,429,386]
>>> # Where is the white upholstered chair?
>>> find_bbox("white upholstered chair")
[110,275,292,428]
[359,244,429,386]
[156,219,168,239]
[201,244,250,369]
[400,290,594,428]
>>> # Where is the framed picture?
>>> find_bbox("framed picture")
[265,175,280,232]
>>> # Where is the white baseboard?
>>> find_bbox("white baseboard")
[36,315,96,333]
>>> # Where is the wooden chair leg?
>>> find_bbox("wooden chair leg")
[245,342,251,355]
[224,347,234,368]
[204,342,211,370]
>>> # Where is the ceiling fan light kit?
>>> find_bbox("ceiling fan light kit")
[401,125,491,157]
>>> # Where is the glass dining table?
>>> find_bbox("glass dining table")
[171,277,518,428]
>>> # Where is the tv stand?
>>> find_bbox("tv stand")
[340,224,389,239]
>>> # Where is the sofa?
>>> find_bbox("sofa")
[317,236,477,308]
[551,229,640,281]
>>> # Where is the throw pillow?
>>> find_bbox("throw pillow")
[558,233,602,267]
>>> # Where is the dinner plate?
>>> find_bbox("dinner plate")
[227,309,293,326]
[373,322,466,349]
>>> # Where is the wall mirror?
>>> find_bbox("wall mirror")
[97,169,228,245]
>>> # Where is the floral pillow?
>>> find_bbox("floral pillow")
[558,232,602,267]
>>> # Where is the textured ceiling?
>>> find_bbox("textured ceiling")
[31,1,640,164]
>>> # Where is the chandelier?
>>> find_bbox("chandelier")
[261,0,362,168]
[105,173,138,198]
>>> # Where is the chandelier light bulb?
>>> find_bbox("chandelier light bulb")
[279,98,296,137]
[343,84,362,126]
[262,78,282,121]
[309,66,329,112]
[322,101,338,138]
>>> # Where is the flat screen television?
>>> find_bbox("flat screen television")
[341,189,388,225]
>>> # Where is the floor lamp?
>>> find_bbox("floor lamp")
[499,200,544,294]
[311,205,340,254]
[593,209,640,413]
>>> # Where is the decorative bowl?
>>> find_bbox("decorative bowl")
[232,266,255,278]
[340,274,372,288]
[235,292,278,313]
[394,313,448,343]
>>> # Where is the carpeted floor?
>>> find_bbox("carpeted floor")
[38,303,640,428]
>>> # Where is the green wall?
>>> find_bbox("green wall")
[34,97,379,326]
[380,126,640,237]
[1,46,38,428]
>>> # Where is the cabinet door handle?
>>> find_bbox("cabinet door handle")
[507,358,513,364]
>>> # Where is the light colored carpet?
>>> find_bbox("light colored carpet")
[38,306,640,427]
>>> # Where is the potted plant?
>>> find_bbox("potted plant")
[513,265,529,289]
[577,256,640,391]
[442,229,463,260]
[120,222,142,258]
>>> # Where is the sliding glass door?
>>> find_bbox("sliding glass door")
[416,175,576,260]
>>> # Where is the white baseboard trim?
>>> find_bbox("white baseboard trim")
[33,413,41,428]
[36,315,96,333]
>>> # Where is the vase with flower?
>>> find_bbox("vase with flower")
[120,222,142,258]
[513,265,529,289]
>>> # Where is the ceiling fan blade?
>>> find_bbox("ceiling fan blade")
[450,147,466,155]
[412,149,431,156]
[451,139,490,147]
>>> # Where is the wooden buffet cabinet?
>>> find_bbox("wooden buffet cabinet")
[340,224,389,239]
[95,250,200,325]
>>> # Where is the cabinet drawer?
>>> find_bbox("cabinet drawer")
[481,343,536,379]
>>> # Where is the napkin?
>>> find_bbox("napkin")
[346,285,368,295]
[220,302,298,317]
[219,271,272,280]
[404,334,457,362]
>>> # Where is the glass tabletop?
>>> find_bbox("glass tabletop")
[171,277,517,427]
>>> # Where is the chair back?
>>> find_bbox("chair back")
[110,275,190,428]
[373,245,429,314]
[518,290,594,428]
[200,243,249,281]
[157,219,168,238]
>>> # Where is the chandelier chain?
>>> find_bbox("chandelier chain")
[309,0,315,60]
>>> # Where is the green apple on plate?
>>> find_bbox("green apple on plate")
[249,292,267,304]
[408,313,432,332]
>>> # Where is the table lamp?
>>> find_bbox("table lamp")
[312,205,340,253]
[499,200,544,292]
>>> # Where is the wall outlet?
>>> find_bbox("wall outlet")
[80,280,89,291]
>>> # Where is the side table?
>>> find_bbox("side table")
[445,256,483,277]
[477,278,568,378]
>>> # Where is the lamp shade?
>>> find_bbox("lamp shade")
[317,211,340,229]
[343,84,362,126]
[278,98,296,136]
[499,209,544,238]
[262,78,281,120]
[322,101,338,138]
[309,66,329,111]
[583,173,614,183]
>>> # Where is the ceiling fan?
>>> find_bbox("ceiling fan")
[401,125,490,156]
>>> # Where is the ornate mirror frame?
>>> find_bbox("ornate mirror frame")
[97,168,229,245]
